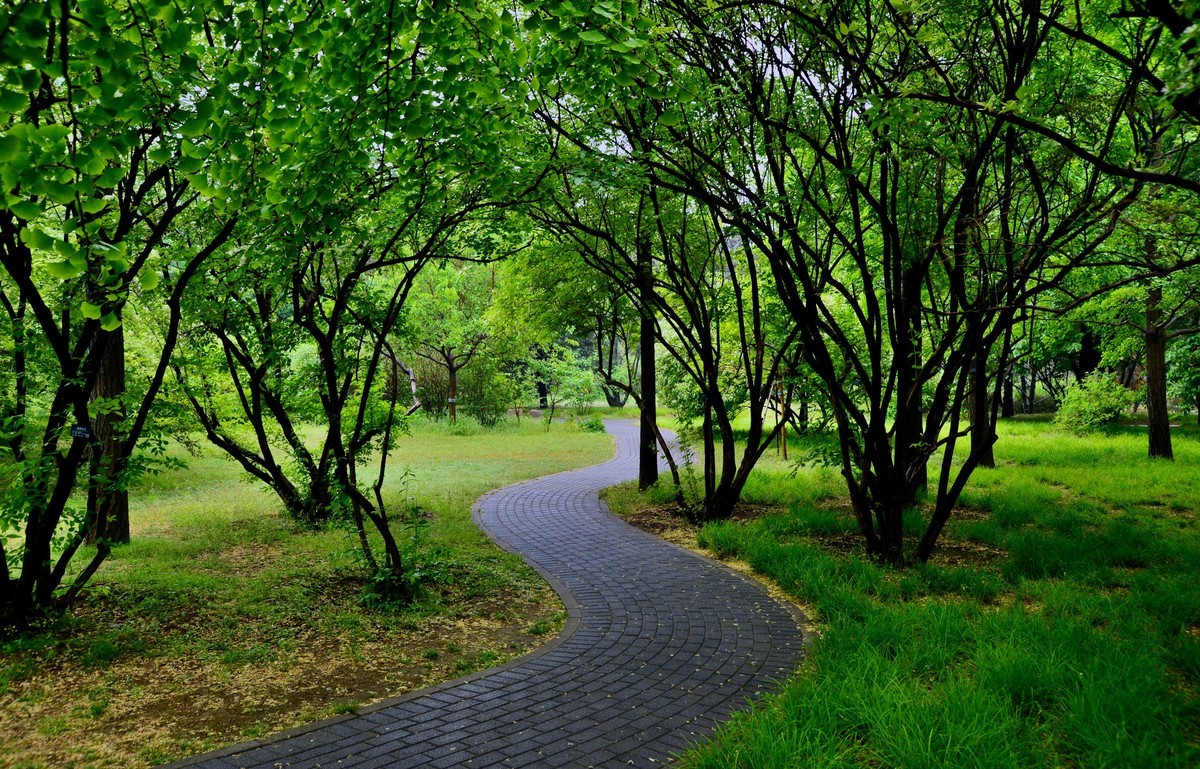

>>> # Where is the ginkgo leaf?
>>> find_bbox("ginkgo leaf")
[45,260,85,280]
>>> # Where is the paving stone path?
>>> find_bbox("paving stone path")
[167,420,806,769]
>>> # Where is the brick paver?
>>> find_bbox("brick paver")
[164,420,807,768]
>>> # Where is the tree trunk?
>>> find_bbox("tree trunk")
[863,473,908,565]
[1002,371,1015,418]
[1145,285,1173,460]
[1072,328,1102,381]
[637,339,658,490]
[896,265,926,499]
[971,351,996,468]
[86,326,129,545]
[637,237,659,490]
[448,358,459,423]
[702,395,715,506]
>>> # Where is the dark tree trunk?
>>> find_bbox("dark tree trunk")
[1002,371,1015,418]
[637,237,658,489]
[971,351,996,468]
[796,395,809,433]
[856,469,908,565]
[702,395,715,506]
[1145,285,1173,460]
[1072,328,1103,381]
[895,265,926,501]
[86,325,129,545]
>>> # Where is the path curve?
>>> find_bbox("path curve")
[166,420,807,768]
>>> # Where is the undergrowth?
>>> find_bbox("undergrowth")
[644,419,1200,769]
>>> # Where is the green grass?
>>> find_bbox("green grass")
[0,416,611,768]
[62,415,613,638]
[625,419,1200,769]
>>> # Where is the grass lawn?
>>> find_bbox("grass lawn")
[0,417,611,769]
[611,417,1200,768]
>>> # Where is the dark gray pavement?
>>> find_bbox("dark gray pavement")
[164,420,807,768]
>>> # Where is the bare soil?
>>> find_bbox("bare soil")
[0,582,563,768]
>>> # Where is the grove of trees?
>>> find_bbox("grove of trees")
[3,0,1199,623]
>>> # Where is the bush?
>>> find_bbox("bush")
[462,369,518,428]
[1055,373,1135,434]
[580,415,606,433]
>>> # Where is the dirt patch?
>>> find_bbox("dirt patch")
[624,497,1004,570]
[0,583,564,768]
[808,529,1004,568]
[623,505,698,548]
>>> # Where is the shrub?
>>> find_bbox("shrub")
[1054,373,1134,434]
[580,415,606,433]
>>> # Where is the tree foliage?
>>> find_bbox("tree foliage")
[5,0,1200,632]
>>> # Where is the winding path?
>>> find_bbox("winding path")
[167,420,807,768]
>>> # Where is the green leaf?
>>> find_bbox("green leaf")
[578,30,607,43]
[81,197,107,214]
[139,269,160,291]
[45,260,84,280]
[43,181,76,205]
[180,117,207,137]
[148,144,173,164]
[81,301,103,319]
[38,124,71,142]
[99,313,121,331]
[0,134,21,162]
[97,166,125,187]
[177,156,204,174]
[10,200,41,220]
[403,116,432,139]
[19,227,54,251]
[658,108,682,127]
[0,89,26,114]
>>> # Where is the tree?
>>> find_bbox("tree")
[532,172,798,521]
[523,342,599,427]
[494,237,642,409]
[406,260,498,424]
[532,0,1184,561]
[173,0,539,597]
[1067,268,1200,458]
[0,0,256,624]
